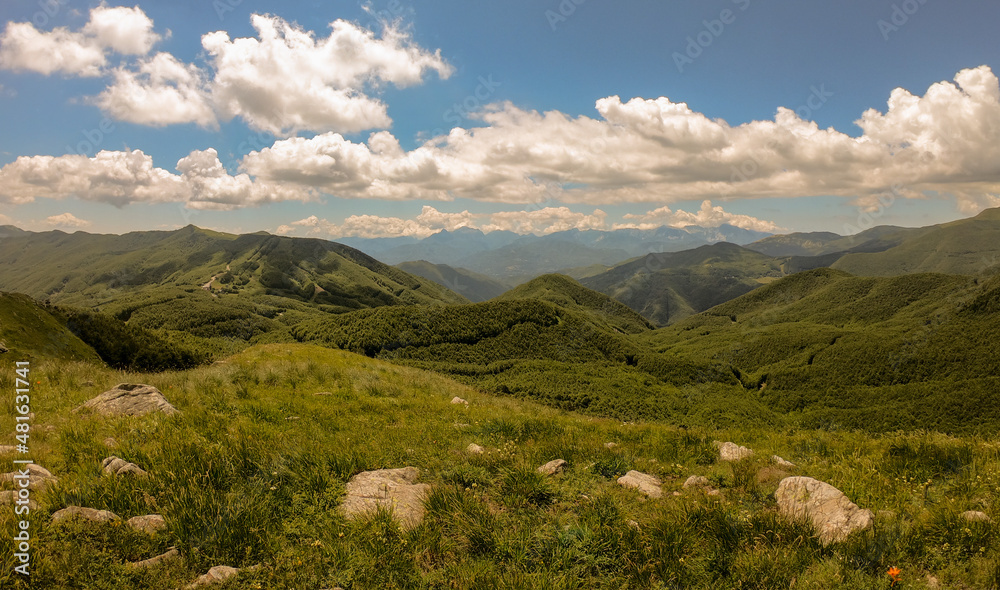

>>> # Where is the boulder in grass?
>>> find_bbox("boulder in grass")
[718,442,754,462]
[128,514,167,535]
[74,384,178,417]
[0,491,37,510]
[340,467,431,529]
[102,456,148,477]
[129,547,179,569]
[466,443,485,455]
[0,463,57,491]
[51,506,120,524]
[537,459,567,476]
[617,470,662,498]
[450,396,468,406]
[960,510,992,523]
[772,455,796,468]
[775,476,873,545]
[184,565,240,588]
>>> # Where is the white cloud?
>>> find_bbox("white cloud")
[480,207,608,234]
[82,4,162,55]
[244,66,1000,215]
[46,212,92,228]
[95,52,216,127]
[0,148,313,210]
[201,15,453,135]
[616,200,781,233]
[0,4,162,77]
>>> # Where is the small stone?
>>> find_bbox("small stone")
[285,416,300,421]
[772,455,795,468]
[466,443,485,455]
[101,456,147,477]
[960,510,992,523]
[627,519,640,529]
[450,396,468,405]
[184,565,240,588]
[683,475,711,489]
[604,442,618,449]
[718,442,754,462]
[103,437,117,448]
[617,470,662,498]
[51,506,120,524]
[537,459,567,476]
[129,547,179,569]
[128,514,167,535]
[0,491,37,510]
[313,391,333,396]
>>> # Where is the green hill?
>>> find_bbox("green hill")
[0,292,99,362]
[641,268,1000,433]
[396,260,504,302]
[580,243,786,326]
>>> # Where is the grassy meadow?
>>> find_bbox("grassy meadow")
[2,344,999,589]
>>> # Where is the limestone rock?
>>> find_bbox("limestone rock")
[51,506,120,524]
[0,491,37,510]
[718,442,754,462]
[604,442,618,449]
[772,455,795,468]
[537,459,567,476]
[0,464,58,491]
[74,383,178,417]
[960,510,992,523]
[775,477,873,545]
[129,547,178,569]
[682,475,721,496]
[184,565,240,588]
[617,470,662,498]
[467,443,485,455]
[450,396,468,405]
[102,456,147,477]
[128,514,167,534]
[341,467,431,529]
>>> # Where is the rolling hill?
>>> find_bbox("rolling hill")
[0,292,99,362]
[396,260,510,302]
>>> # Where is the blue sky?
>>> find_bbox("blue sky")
[1,0,998,237]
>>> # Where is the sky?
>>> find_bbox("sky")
[0,0,999,239]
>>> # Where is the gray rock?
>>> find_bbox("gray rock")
[0,463,58,491]
[604,442,618,449]
[719,442,754,462]
[683,475,711,489]
[617,470,662,498]
[775,477,873,545]
[450,396,468,405]
[341,467,431,529]
[51,506,120,524]
[0,491,37,510]
[101,456,147,477]
[128,514,167,534]
[74,383,178,417]
[184,565,240,588]
[960,510,992,523]
[772,455,796,468]
[537,459,567,476]
[466,443,485,455]
[129,547,178,569]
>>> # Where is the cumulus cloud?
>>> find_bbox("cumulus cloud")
[245,66,1000,214]
[0,148,313,210]
[0,4,161,77]
[46,212,92,228]
[616,200,781,232]
[95,52,216,127]
[202,15,452,135]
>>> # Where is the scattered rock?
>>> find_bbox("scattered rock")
[103,437,117,448]
[0,463,58,491]
[51,506,120,524]
[467,443,485,455]
[604,442,618,449]
[0,445,15,455]
[627,519,640,529]
[960,510,992,523]
[453,423,470,430]
[718,442,754,462]
[450,396,468,405]
[101,456,147,477]
[683,475,711,489]
[0,491,37,510]
[128,514,167,535]
[313,391,333,396]
[772,455,795,468]
[184,565,240,588]
[129,547,178,569]
[74,384,178,417]
[341,467,431,529]
[537,459,567,476]
[285,416,300,421]
[617,470,662,498]
[775,477,873,545]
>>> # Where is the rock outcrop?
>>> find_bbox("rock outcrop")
[340,467,431,529]
[102,456,148,477]
[128,514,167,534]
[51,506,120,524]
[617,470,662,498]
[775,476,873,545]
[74,384,178,417]
[718,442,754,462]
[537,459,567,476]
